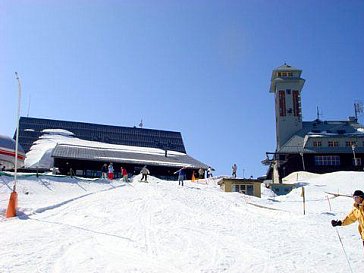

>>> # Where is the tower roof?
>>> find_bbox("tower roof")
[274,64,301,72]
[269,64,305,92]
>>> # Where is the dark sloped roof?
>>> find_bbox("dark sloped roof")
[0,135,25,153]
[278,119,364,154]
[17,117,186,153]
[52,144,209,169]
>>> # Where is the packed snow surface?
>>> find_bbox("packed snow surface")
[1,171,364,272]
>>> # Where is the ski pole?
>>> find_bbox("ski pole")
[334,227,354,273]
[326,195,332,211]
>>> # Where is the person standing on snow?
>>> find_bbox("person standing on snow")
[198,168,204,179]
[101,163,108,179]
[232,164,237,178]
[121,166,128,182]
[174,167,186,187]
[207,166,213,178]
[140,166,150,182]
[331,190,364,247]
[108,163,114,180]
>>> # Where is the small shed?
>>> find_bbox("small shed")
[218,178,261,198]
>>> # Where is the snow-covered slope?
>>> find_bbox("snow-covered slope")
[1,172,364,272]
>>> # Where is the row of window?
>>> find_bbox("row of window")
[314,155,341,166]
[277,72,293,77]
[314,155,362,166]
[312,141,363,148]
[232,184,254,195]
[22,124,181,139]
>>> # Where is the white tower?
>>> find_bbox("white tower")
[270,64,305,150]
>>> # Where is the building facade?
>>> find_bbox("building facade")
[264,65,364,182]
[218,178,261,198]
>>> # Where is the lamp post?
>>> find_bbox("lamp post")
[352,144,357,167]
[14,72,22,191]
[6,72,21,218]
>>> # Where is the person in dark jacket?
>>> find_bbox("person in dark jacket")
[174,167,186,186]
[331,190,364,247]
[232,164,237,178]
[101,163,108,179]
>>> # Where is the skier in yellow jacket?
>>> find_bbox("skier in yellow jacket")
[331,190,364,246]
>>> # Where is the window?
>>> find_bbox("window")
[233,184,244,193]
[292,90,300,117]
[313,141,322,147]
[314,155,341,166]
[286,89,291,95]
[277,71,293,77]
[278,90,286,116]
[232,184,254,195]
[328,141,339,147]
[346,141,356,147]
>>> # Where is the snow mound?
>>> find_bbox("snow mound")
[282,171,320,183]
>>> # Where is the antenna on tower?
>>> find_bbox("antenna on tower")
[139,119,143,128]
[316,106,320,120]
[354,100,363,121]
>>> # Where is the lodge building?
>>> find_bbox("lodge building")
[264,64,364,182]
[16,117,208,179]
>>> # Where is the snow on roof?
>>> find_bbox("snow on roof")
[25,131,188,168]
[41,129,75,136]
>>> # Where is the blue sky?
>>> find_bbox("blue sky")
[1,0,363,177]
